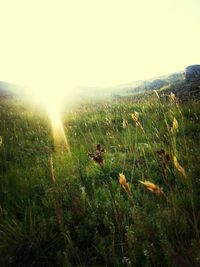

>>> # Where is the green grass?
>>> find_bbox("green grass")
[0,93,200,266]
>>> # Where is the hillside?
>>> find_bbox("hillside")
[0,81,25,99]
[111,65,200,101]
[0,71,200,266]
[71,65,200,101]
[1,65,200,102]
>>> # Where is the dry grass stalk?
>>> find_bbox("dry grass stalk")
[170,92,179,108]
[131,112,145,133]
[50,156,56,183]
[156,149,170,169]
[173,156,186,177]
[139,180,164,196]
[0,136,2,146]
[170,92,176,102]
[119,173,131,196]
[171,117,179,133]
[122,118,128,129]
[154,90,160,99]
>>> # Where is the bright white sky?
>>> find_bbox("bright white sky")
[0,0,200,89]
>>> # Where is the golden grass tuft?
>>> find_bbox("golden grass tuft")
[131,112,145,133]
[171,117,179,133]
[139,180,164,196]
[173,156,186,177]
[119,173,131,196]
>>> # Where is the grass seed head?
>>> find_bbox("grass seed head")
[170,92,176,102]
[173,156,186,177]
[119,173,131,196]
[139,180,164,196]
[131,112,145,133]
[170,92,179,108]
[171,117,179,133]
[122,118,128,129]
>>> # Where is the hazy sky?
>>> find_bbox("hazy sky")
[0,0,200,88]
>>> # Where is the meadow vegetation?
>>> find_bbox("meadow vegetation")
[0,92,200,267]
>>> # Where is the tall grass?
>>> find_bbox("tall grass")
[0,94,200,266]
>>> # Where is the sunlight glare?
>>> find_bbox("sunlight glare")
[28,83,72,152]
[49,109,69,151]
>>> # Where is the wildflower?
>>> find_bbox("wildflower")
[171,117,179,133]
[173,156,186,177]
[50,156,56,183]
[88,144,105,166]
[139,180,164,196]
[119,173,131,196]
[131,112,144,133]
[96,144,105,154]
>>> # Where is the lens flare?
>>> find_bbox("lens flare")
[48,109,69,150]
[27,83,72,153]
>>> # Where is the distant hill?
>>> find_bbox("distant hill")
[1,65,200,101]
[110,65,200,100]
[113,71,185,96]
[0,81,24,98]
[72,71,185,99]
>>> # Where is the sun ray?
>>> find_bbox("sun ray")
[27,84,71,154]
[48,109,70,154]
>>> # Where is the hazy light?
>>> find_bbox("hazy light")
[0,0,200,89]
[1,0,199,150]
[27,83,72,152]
[49,109,69,152]
[1,0,199,149]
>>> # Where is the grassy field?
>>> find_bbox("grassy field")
[0,92,200,267]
